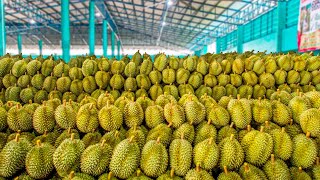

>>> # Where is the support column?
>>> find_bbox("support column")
[237,25,244,53]
[38,40,43,55]
[216,37,221,54]
[276,1,286,52]
[89,0,95,55]
[61,0,70,62]
[111,31,115,57]
[102,20,108,57]
[0,0,6,56]
[17,34,22,54]
[117,40,121,60]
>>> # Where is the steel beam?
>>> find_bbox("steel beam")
[237,25,244,53]
[216,37,221,54]
[276,1,286,52]
[111,31,115,57]
[38,40,42,55]
[89,0,95,55]
[0,0,5,56]
[17,34,22,54]
[61,0,70,62]
[102,20,108,57]
[117,40,120,60]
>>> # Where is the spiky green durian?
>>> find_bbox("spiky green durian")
[217,123,238,144]
[82,76,97,93]
[193,137,219,170]
[278,54,293,71]
[227,95,252,129]
[272,100,292,126]
[270,128,293,161]
[204,74,217,88]
[239,163,267,180]
[206,105,230,127]
[140,138,168,177]
[154,53,168,71]
[219,134,244,170]
[123,100,144,128]
[146,123,172,147]
[287,70,301,84]
[241,126,273,166]
[185,166,214,180]
[230,73,242,87]
[33,89,48,104]
[212,85,226,101]
[148,70,162,85]
[17,74,31,88]
[300,108,320,137]
[242,70,258,86]
[291,133,317,168]
[183,56,197,72]
[26,140,55,179]
[173,123,195,144]
[56,75,71,93]
[263,154,291,180]
[304,91,320,108]
[140,58,153,75]
[252,98,272,123]
[12,60,27,77]
[0,106,7,131]
[290,166,312,180]
[95,70,110,89]
[41,58,55,76]
[124,77,138,91]
[196,59,209,75]
[253,84,266,99]
[184,98,205,125]
[132,50,142,66]
[99,102,123,131]
[76,103,99,133]
[69,67,83,80]
[194,120,217,145]
[0,134,32,177]
[124,62,137,77]
[33,101,55,134]
[300,70,312,85]
[82,58,98,77]
[162,67,175,84]
[32,130,60,146]
[5,85,21,102]
[3,72,17,88]
[163,84,179,100]
[53,134,85,177]
[111,60,126,74]
[98,172,119,180]
[178,84,194,97]
[217,166,242,180]
[70,79,83,96]
[100,130,125,149]
[26,59,42,76]
[55,100,76,129]
[195,84,213,99]
[63,171,95,180]
[237,84,253,98]
[7,104,33,132]
[109,137,141,179]
[169,134,192,176]
[265,57,277,73]
[149,84,163,101]
[259,72,275,88]
[53,62,69,77]
[81,131,101,148]
[232,58,244,74]
[145,103,164,128]
[176,68,190,85]
[209,60,222,76]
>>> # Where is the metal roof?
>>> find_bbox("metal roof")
[4,0,279,54]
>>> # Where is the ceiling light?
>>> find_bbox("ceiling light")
[162,22,166,26]
[167,0,173,6]
[30,19,36,24]
[95,13,101,17]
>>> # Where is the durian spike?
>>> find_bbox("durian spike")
[69,171,75,179]
[271,154,275,164]
[306,131,311,138]
[230,134,234,140]
[208,137,213,145]
[15,133,20,142]
[129,135,135,143]
[223,166,228,174]
[260,126,264,132]
[244,163,249,172]
[196,163,200,172]
[247,125,251,132]
[156,137,161,143]
[35,139,43,148]
[101,139,106,147]
[170,169,175,178]
[70,133,75,140]
[281,127,285,133]
[298,167,302,173]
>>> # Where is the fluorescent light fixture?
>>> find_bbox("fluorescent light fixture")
[95,13,101,17]
[167,0,173,6]
[162,22,166,26]
[30,19,36,24]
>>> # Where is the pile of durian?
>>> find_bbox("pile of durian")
[0,51,320,180]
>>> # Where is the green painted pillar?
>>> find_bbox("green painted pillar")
[38,40,43,55]
[117,40,120,60]
[61,0,70,62]
[102,20,108,57]
[216,37,221,54]
[111,31,115,57]
[0,0,6,56]
[277,1,286,52]
[17,34,22,54]
[237,25,244,53]
[89,0,95,55]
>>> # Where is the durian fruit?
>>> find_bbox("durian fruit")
[132,51,142,66]
[183,56,197,72]
[33,101,55,134]
[304,91,320,108]
[98,172,119,180]
[157,169,183,180]
[0,57,13,77]
[55,100,77,129]
[238,125,253,142]
[32,130,60,146]
[154,53,168,71]
[140,58,153,75]
[209,60,222,75]
[272,100,292,126]
[217,122,238,144]
[149,70,162,85]
[53,133,85,177]
[241,126,273,166]
[199,94,217,113]
[252,98,272,123]
[184,97,206,125]
[163,102,185,128]
[299,70,312,85]
[5,85,21,102]
[270,128,293,161]
[290,166,312,180]
[82,58,98,77]
[0,132,7,150]
[0,134,32,177]
[79,95,97,106]
[17,73,31,88]
[124,100,144,128]
[3,72,17,88]
[285,119,303,139]
[126,126,146,150]
[26,59,42,76]
[0,105,6,131]
[53,62,69,77]
[82,131,102,148]
[194,120,217,145]
[69,67,83,80]
[109,137,141,179]
[12,60,27,77]
[98,101,123,131]
[100,130,125,149]
[219,134,244,170]
[76,103,99,133]
[163,84,179,100]
[162,67,175,84]
[43,74,57,92]
[227,95,252,129]
[111,60,125,74]
[56,75,71,93]
[196,59,209,75]
[149,83,163,101]
[25,140,55,179]
[145,103,164,128]
[169,134,192,176]
[287,70,301,84]
[193,137,219,170]
[212,85,226,101]
[259,72,275,88]
[173,123,195,144]
[124,62,137,77]
[300,108,320,137]
[127,169,152,180]
[270,89,293,105]
[313,157,320,180]
[239,163,268,180]
[80,140,112,176]
[278,54,293,71]
[82,76,97,93]
[135,95,153,111]
[140,138,168,177]
[288,93,311,124]
[242,70,258,86]
[204,74,217,87]
[185,164,214,180]
[155,93,177,108]
[7,131,35,142]
[232,58,244,74]
[146,123,172,147]
[64,171,95,180]
[178,83,194,97]
[218,95,233,109]
[230,73,242,87]
[124,77,138,91]
[263,154,291,180]
[265,57,277,73]
[217,166,242,180]
[41,57,55,76]
[14,172,36,180]
[95,70,110,89]
[176,68,190,85]
[253,84,266,99]
[7,103,33,132]
[291,132,317,168]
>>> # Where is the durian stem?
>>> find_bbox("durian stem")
[290,119,293,125]
[265,121,270,127]
[230,134,234,140]
[316,157,319,166]
[244,163,249,172]
[67,127,71,134]
[247,125,251,132]
[136,169,141,176]
[181,133,185,140]
[101,139,106,147]
[167,122,172,128]
[170,169,175,178]
[36,140,41,146]
[63,99,66,106]
[237,94,240,100]
[156,137,161,143]
[223,166,228,174]
[281,127,285,133]
[70,133,75,140]
[107,172,113,180]
[15,133,20,142]
[106,101,109,108]
[271,154,275,164]
[298,167,302,173]
[260,126,264,132]
[196,163,200,172]
[306,131,311,138]
[208,137,213,145]
[129,135,135,143]
[230,122,234,128]
[207,119,212,125]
